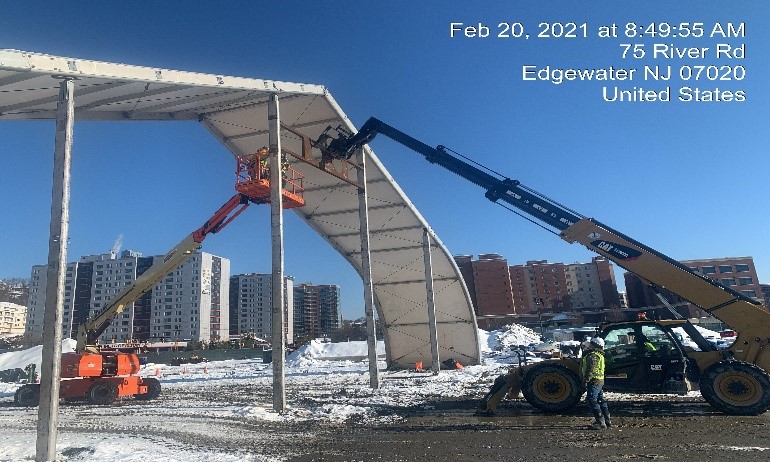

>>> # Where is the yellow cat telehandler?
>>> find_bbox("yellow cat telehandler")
[316,117,770,415]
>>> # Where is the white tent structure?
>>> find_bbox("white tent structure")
[0,49,481,369]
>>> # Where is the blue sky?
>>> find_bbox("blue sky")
[1,1,767,319]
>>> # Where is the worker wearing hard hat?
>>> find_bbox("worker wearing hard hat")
[580,337,611,430]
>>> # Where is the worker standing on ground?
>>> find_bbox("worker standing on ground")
[580,337,611,430]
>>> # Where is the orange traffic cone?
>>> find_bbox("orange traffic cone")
[155,367,161,377]
[415,361,424,372]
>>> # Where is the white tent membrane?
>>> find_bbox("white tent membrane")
[0,49,480,368]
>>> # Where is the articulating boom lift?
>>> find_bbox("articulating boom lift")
[316,118,770,415]
[14,153,304,406]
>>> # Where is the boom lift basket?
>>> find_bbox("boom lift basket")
[235,149,305,208]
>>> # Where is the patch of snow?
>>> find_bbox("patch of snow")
[0,338,76,371]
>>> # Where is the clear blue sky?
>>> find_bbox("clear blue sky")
[1,1,768,319]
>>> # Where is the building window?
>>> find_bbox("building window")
[736,264,750,272]
[718,265,733,273]
[738,277,753,286]
[741,290,757,298]
[701,266,717,274]
[720,278,736,286]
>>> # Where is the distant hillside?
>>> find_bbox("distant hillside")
[0,278,28,305]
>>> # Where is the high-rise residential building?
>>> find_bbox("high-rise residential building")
[293,283,341,340]
[625,256,766,317]
[0,301,27,335]
[455,254,621,328]
[27,250,229,345]
[229,273,294,344]
[510,257,621,316]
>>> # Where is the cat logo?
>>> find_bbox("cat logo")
[650,364,663,371]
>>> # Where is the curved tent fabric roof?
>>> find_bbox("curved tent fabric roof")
[0,49,481,368]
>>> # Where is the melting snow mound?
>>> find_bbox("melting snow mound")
[482,324,541,352]
[287,339,385,366]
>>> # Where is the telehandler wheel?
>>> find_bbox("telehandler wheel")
[87,381,119,405]
[14,384,40,407]
[700,361,770,415]
[522,363,582,413]
[135,377,161,401]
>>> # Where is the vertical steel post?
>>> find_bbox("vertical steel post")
[268,94,286,412]
[36,78,74,462]
[356,148,380,388]
[422,228,440,374]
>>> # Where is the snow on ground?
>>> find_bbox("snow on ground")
[0,331,523,461]
[0,323,712,461]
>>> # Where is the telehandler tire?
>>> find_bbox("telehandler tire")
[14,384,40,407]
[522,363,582,413]
[87,381,119,405]
[700,360,770,415]
[135,377,161,401]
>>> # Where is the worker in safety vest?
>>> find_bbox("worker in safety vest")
[629,331,657,353]
[580,337,611,429]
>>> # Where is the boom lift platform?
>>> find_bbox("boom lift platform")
[14,154,303,406]
[235,147,305,208]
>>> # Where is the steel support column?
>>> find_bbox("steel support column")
[36,78,74,462]
[269,94,286,412]
[357,148,380,388]
[422,228,440,374]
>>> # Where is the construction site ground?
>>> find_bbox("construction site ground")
[2,379,769,462]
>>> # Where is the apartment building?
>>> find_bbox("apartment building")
[454,254,515,317]
[293,283,341,340]
[0,301,26,335]
[510,257,621,315]
[229,273,294,344]
[27,250,229,344]
[625,256,766,317]
[456,254,622,328]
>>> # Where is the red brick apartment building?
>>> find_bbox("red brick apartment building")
[455,255,622,329]
[625,256,766,318]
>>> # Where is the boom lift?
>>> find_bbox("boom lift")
[14,151,304,406]
[316,118,770,415]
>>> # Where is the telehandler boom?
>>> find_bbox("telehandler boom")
[316,117,770,415]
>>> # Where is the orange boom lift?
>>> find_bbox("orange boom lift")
[15,154,303,406]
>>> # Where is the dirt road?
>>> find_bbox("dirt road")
[2,378,769,461]
[285,397,770,462]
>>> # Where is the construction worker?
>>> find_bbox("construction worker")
[628,331,657,353]
[580,337,611,430]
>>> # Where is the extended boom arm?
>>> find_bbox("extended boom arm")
[76,193,254,352]
[317,117,767,333]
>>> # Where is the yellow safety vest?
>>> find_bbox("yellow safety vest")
[580,349,605,382]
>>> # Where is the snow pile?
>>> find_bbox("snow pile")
[693,325,721,340]
[286,339,385,366]
[672,325,719,347]
[483,324,541,352]
[0,339,76,371]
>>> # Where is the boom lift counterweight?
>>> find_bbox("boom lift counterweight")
[317,117,770,415]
